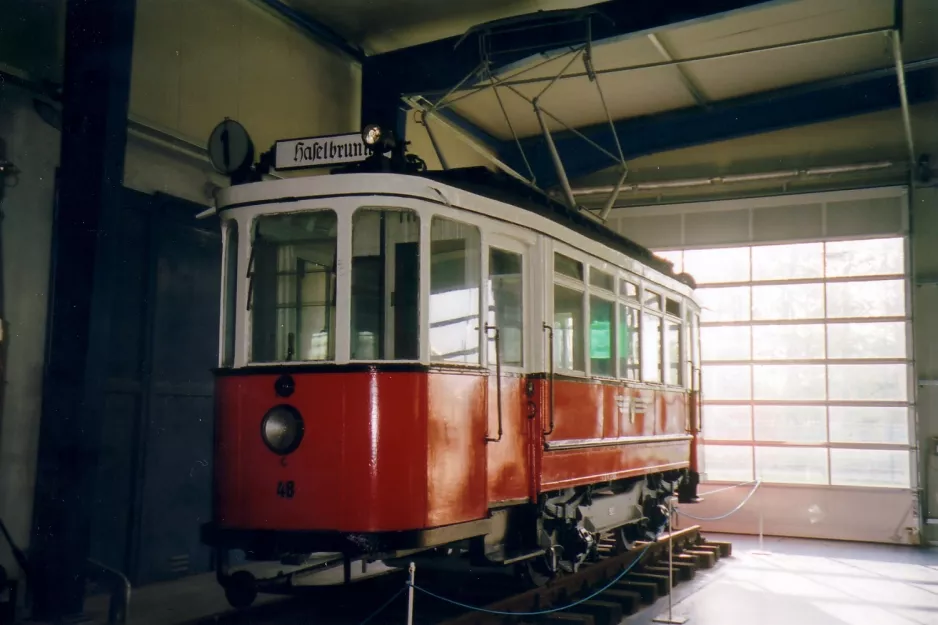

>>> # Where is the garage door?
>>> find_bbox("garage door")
[610,187,919,544]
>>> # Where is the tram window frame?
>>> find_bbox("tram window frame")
[552,251,587,374]
[663,296,683,387]
[488,247,524,368]
[618,302,640,380]
[664,317,682,386]
[589,293,615,378]
[248,209,338,364]
[589,268,615,292]
[553,283,586,373]
[620,279,640,301]
[350,207,421,361]
[641,309,663,383]
[429,216,482,365]
[221,219,238,367]
[555,253,584,280]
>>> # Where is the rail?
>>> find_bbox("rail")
[485,325,503,442]
[542,322,555,436]
[86,558,131,625]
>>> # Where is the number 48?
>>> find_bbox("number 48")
[276,480,295,499]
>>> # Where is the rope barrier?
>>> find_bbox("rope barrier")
[406,542,652,616]
[358,586,406,625]
[675,479,763,522]
[698,479,760,498]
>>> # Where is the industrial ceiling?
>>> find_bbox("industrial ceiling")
[275,0,938,202]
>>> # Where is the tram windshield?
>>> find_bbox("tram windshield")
[249,210,338,362]
[350,208,420,360]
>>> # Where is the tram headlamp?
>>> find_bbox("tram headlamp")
[362,124,383,146]
[261,405,304,455]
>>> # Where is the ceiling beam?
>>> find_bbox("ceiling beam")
[361,0,787,143]
[510,58,938,187]
[255,0,365,62]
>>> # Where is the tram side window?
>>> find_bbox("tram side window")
[553,285,585,371]
[222,220,238,367]
[642,314,662,382]
[618,303,640,380]
[555,253,583,280]
[430,217,481,364]
[664,320,681,385]
[590,296,614,376]
[488,248,523,367]
[250,211,337,363]
[351,208,420,360]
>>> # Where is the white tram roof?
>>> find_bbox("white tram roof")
[215,167,697,299]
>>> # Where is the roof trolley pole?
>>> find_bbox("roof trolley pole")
[534,103,577,211]
[599,167,628,221]
[890,28,917,169]
[417,110,451,170]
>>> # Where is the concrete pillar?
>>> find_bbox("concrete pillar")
[29,0,136,618]
[0,87,60,617]
[912,185,938,544]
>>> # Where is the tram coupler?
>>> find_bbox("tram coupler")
[677,471,702,504]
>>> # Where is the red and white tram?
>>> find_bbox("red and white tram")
[201,129,702,607]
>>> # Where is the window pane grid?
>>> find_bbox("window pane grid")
[674,237,911,488]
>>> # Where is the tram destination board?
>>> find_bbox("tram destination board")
[274,132,369,170]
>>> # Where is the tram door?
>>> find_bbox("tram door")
[485,235,532,504]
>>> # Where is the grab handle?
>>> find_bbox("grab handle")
[485,325,503,443]
[542,322,555,436]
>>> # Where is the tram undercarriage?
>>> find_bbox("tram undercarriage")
[210,469,696,606]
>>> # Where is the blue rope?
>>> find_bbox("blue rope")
[406,542,652,616]
[676,479,762,522]
[359,586,406,625]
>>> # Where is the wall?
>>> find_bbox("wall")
[0,0,63,82]
[573,102,938,208]
[0,87,60,591]
[912,185,938,545]
[125,0,362,204]
[611,185,930,545]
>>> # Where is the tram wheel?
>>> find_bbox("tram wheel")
[515,553,556,588]
[224,570,258,609]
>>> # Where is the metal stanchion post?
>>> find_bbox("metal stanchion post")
[653,490,688,624]
[751,477,771,556]
[406,562,415,625]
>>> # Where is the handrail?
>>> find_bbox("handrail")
[87,558,131,625]
[542,323,555,436]
[485,325,503,442]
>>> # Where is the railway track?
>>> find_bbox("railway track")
[416,525,731,625]
[187,526,729,625]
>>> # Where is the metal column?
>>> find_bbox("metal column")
[30,0,136,618]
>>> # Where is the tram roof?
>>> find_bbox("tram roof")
[409,167,694,288]
[216,165,694,290]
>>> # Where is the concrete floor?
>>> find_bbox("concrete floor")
[629,534,938,625]
[83,533,938,625]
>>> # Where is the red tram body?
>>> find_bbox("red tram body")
[202,163,701,606]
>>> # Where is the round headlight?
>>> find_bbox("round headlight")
[362,124,382,146]
[261,405,304,455]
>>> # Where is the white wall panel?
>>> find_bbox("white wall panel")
[683,209,749,246]
[616,214,683,249]
[615,186,920,544]
[611,187,907,250]
[752,203,822,242]
[681,484,918,545]
[826,196,905,238]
